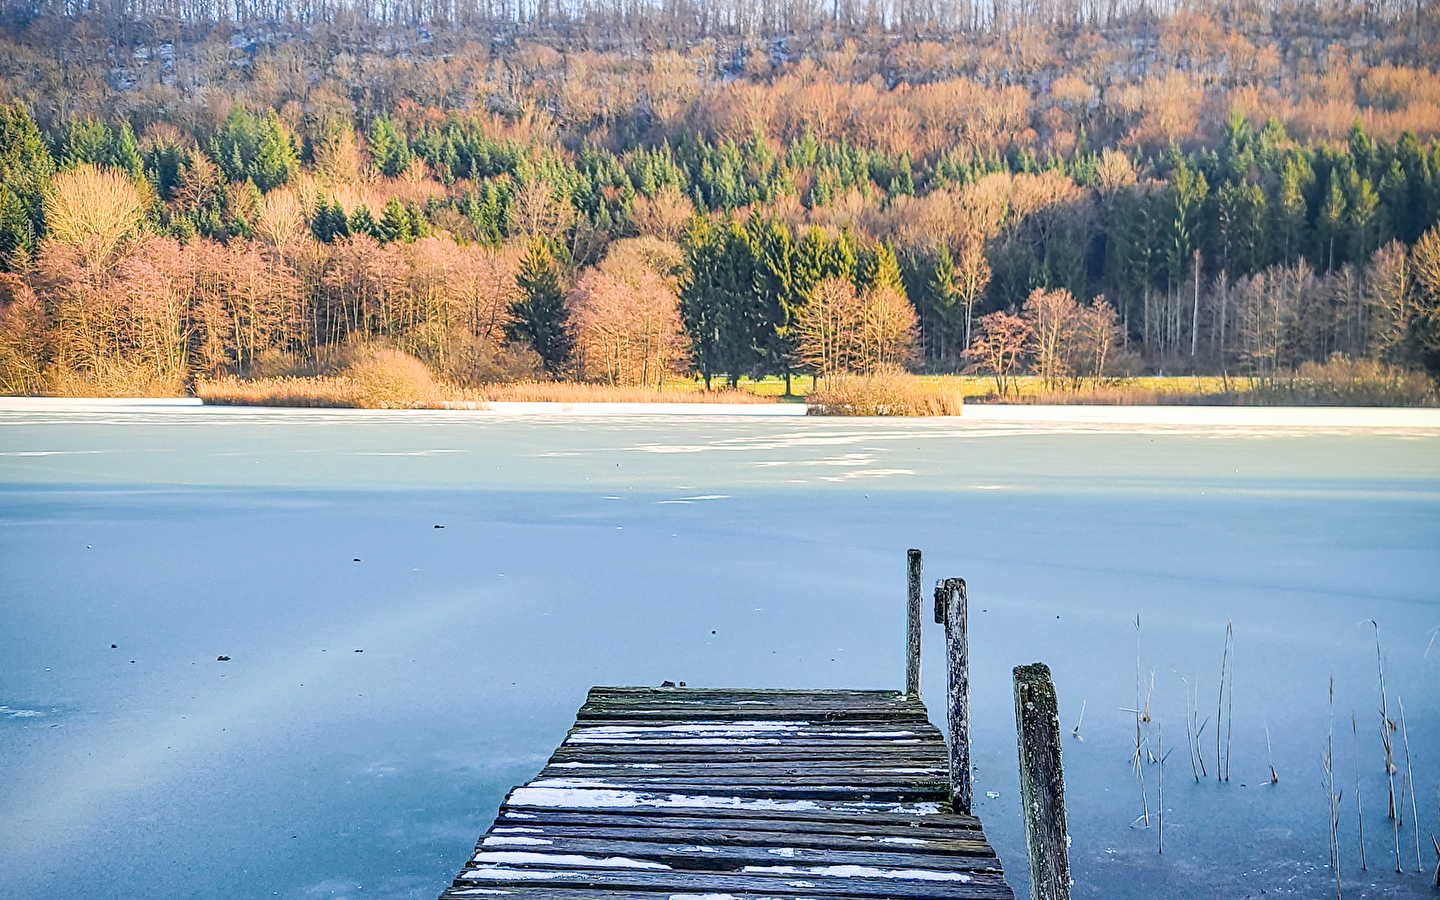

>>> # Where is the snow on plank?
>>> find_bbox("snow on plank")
[440,687,1013,900]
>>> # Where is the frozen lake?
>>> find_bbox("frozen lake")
[1,404,1437,900]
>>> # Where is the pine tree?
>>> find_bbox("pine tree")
[750,218,798,392]
[59,118,110,170]
[252,111,297,192]
[350,204,379,239]
[368,116,411,179]
[1272,157,1312,266]
[926,245,962,361]
[507,238,573,376]
[211,108,259,185]
[407,201,430,239]
[679,215,726,388]
[858,242,904,295]
[0,102,51,264]
[1318,174,1347,271]
[379,196,413,243]
[111,123,143,178]
[1347,172,1380,263]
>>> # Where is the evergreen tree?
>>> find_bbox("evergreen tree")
[858,242,904,294]
[1317,174,1347,270]
[679,215,727,388]
[0,102,52,264]
[1346,171,1380,263]
[210,107,259,185]
[368,116,411,179]
[926,245,963,361]
[407,201,430,238]
[111,123,143,178]
[507,238,573,375]
[312,198,350,242]
[1272,156,1312,266]
[379,196,413,243]
[750,217,799,391]
[0,184,31,264]
[350,204,379,239]
[59,118,110,169]
[252,111,297,192]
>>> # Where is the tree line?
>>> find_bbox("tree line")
[1,0,1439,393]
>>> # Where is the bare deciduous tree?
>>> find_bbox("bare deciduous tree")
[966,309,1031,396]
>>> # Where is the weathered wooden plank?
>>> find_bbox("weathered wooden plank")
[560,735,944,746]
[548,745,948,761]
[444,889,1010,900]
[535,766,950,783]
[471,836,1003,871]
[513,784,942,802]
[532,770,949,786]
[442,686,1013,900]
[453,866,1015,900]
[587,687,906,697]
[483,822,991,853]
[581,693,925,706]
[538,763,947,778]
[575,711,935,724]
[907,548,924,697]
[499,803,979,831]
[1014,664,1069,900]
[565,723,941,736]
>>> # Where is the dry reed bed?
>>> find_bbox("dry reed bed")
[196,373,781,410]
[806,371,964,415]
[476,381,775,404]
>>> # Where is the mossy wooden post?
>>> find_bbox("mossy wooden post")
[1014,662,1071,900]
[906,549,923,697]
[933,577,970,814]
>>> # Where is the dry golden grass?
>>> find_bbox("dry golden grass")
[1251,359,1438,407]
[197,347,782,407]
[197,374,372,407]
[48,361,186,398]
[476,381,775,403]
[806,369,964,415]
[198,347,450,408]
[954,362,1437,406]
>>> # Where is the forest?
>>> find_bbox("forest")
[0,0,1439,397]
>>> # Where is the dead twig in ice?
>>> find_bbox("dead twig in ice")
[1352,712,1367,871]
[1398,696,1420,872]
[1325,677,1342,900]
[1265,717,1278,784]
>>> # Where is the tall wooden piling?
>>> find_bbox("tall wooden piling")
[906,549,923,697]
[934,577,970,815]
[1014,662,1071,900]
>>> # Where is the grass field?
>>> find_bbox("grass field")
[674,374,1247,402]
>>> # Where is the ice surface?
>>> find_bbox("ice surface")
[0,405,1436,900]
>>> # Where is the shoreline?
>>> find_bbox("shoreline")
[3,396,1440,427]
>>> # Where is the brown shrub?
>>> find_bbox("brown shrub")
[806,368,963,416]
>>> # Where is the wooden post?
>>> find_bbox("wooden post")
[1014,662,1071,900]
[905,549,922,697]
[933,577,970,814]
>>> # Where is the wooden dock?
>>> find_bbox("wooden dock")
[440,685,1016,900]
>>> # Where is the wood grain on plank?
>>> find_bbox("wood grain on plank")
[440,687,1014,900]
